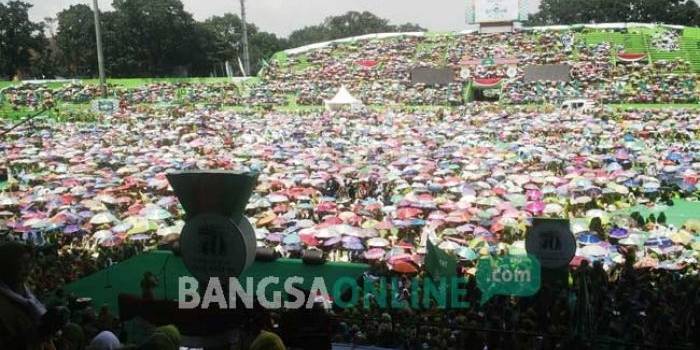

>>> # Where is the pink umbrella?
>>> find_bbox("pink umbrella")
[526,189,542,201]
[364,248,386,260]
[428,211,447,220]
[323,216,343,225]
[316,202,337,213]
[374,220,394,230]
[525,201,545,214]
[388,253,413,263]
[300,234,319,247]
[396,207,422,219]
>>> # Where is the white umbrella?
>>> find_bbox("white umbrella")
[90,212,118,225]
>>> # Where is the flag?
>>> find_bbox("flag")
[425,239,457,280]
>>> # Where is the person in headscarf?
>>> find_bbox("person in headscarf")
[250,310,286,350]
[137,325,181,350]
[56,323,85,350]
[87,331,121,350]
[0,241,54,350]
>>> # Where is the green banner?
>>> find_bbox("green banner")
[425,240,457,280]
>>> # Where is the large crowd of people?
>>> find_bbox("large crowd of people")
[0,102,699,348]
[1,25,700,350]
[2,27,698,109]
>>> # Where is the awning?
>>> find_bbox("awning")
[617,52,647,63]
[472,77,503,88]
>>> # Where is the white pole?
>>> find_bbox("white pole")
[92,0,107,96]
[239,0,251,76]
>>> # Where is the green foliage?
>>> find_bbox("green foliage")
[647,213,656,223]
[288,11,426,48]
[630,211,645,227]
[0,1,46,79]
[658,212,667,224]
[55,4,97,77]
[529,0,700,26]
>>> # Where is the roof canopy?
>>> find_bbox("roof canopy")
[325,86,363,110]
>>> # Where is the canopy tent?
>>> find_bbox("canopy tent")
[65,250,370,314]
[324,86,364,111]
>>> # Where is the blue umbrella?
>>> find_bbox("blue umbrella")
[283,233,300,245]
[577,232,601,245]
[266,233,282,243]
[667,152,683,162]
[456,247,478,260]
[644,236,673,248]
[609,227,629,239]
[323,236,342,247]
[342,236,361,244]
[284,243,302,252]
[343,241,365,251]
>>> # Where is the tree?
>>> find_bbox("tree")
[288,11,426,48]
[56,4,97,77]
[529,0,700,26]
[201,13,286,76]
[0,1,46,79]
[249,31,286,74]
[109,0,207,77]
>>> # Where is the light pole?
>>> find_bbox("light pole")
[239,0,251,76]
[92,0,107,96]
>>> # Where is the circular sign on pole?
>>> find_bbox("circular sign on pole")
[460,68,471,80]
[506,66,518,78]
[180,213,256,282]
[525,218,576,269]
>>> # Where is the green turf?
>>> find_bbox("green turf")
[610,103,700,110]
[615,199,700,227]
[0,77,235,90]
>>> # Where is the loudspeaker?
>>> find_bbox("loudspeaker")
[302,249,326,265]
[256,247,278,262]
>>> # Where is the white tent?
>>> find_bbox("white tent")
[324,86,363,111]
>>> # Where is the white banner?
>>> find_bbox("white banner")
[474,0,520,23]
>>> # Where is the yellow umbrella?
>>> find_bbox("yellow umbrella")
[692,241,700,251]
[124,216,151,235]
[362,219,379,229]
[670,231,693,245]
[684,219,700,232]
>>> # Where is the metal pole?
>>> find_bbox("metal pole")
[92,0,107,96]
[239,0,251,76]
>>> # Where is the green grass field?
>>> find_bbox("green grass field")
[0,77,237,90]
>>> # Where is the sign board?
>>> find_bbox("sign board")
[506,66,518,78]
[476,255,541,304]
[167,171,259,281]
[525,218,576,269]
[91,99,118,115]
[410,67,455,86]
[467,0,528,24]
[179,213,256,282]
[523,64,572,83]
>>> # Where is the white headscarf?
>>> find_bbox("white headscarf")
[88,331,122,350]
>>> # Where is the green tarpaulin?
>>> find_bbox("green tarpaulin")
[65,250,369,313]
